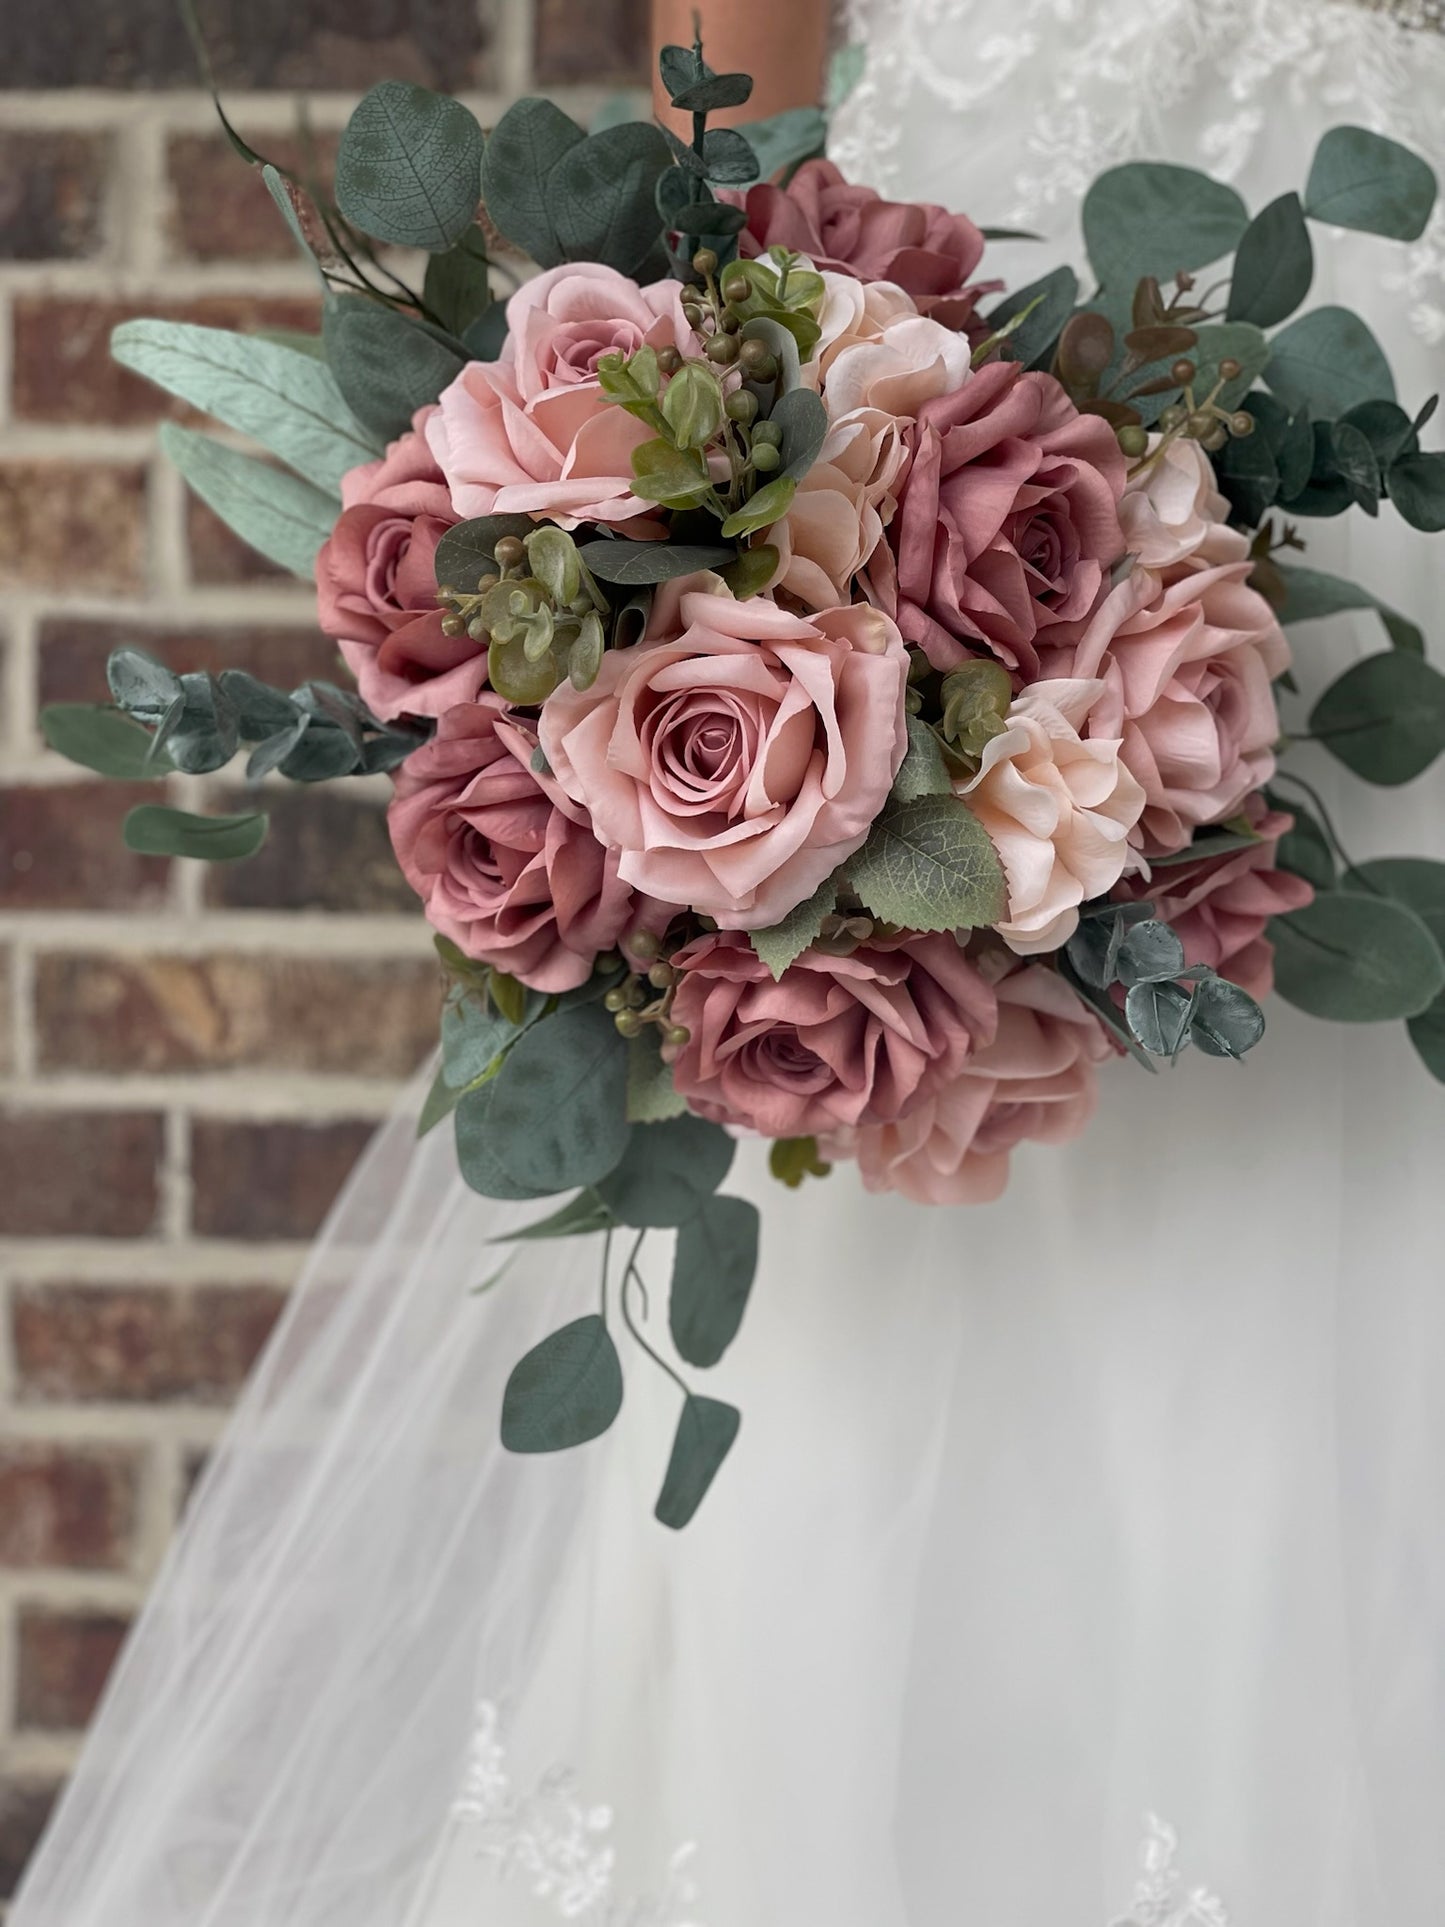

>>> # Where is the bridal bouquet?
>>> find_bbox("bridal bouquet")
[43,37,1445,1522]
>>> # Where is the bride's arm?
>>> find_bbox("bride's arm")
[651,0,830,135]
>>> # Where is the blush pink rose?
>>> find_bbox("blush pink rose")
[425,263,700,529]
[316,407,472,722]
[388,697,648,993]
[1041,543,1290,856]
[807,273,921,387]
[821,963,1113,1204]
[959,678,1146,953]
[769,406,909,609]
[888,361,1128,678]
[725,160,996,330]
[1113,797,1313,1000]
[538,585,909,929]
[665,929,998,1139]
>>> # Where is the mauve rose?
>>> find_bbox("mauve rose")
[821,963,1112,1204]
[665,929,998,1139]
[888,360,1128,678]
[538,584,909,929]
[959,678,1146,954]
[316,407,471,722]
[1040,539,1290,855]
[388,697,646,993]
[1113,797,1312,1000]
[425,263,700,529]
[725,160,994,329]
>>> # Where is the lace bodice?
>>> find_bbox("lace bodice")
[831,0,1445,340]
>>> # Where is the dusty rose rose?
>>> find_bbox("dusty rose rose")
[821,963,1113,1204]
[888,361,1128,678]
[539,585,908,929]
[1118,436,1243,571]
[960,678,1146,953]
[425,263,700,529]
[1041,548,1290,855]
[665,929,998,1138]
[388,697,648,993]
[316,408,472,722]
[725,160,995,329]
[1113,797,1312,1000]
[769,406,909,609]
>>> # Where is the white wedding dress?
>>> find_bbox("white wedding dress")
[13,4,1445,1924]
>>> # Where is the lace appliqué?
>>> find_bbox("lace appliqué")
[1110,1815,1230,1927]
[453,1701,704,1925]
[831,0,1445,341]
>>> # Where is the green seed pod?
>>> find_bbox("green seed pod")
[725,389,759,425]
[751,442,781,473]
[1115,423,1150,458]
[614,1009,644,1038]
[751,419,783,448]
[705,332,740,367]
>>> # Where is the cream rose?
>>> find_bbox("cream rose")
[960,678,1146,953]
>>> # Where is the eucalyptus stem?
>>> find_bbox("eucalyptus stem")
[620,1232,690,1401]
[1270,766,1378,888]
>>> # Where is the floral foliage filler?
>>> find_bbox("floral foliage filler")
[44,41,1445,1525]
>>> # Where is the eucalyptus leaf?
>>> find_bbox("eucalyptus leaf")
[983,265,1078,368]
[500,1315,624,1454]
[441,986,542,1088]
[454,1079,552,1202]
[1125,979,1195,1057]
[122,804,268,862]
[1304,125,1438,242]
[673,200,749,236]
[40,704,172,779]
[1308,650,1445,784]
[848,795,1007,932]
[670,71,753,113]
[107,647,181,722]
[1148,825,1264,867]
[549,122,673,278]
[655,1395,741,1530]
[216,670,301,741]
[481,97,581,265]
[417,1064,462,1139]
[503,1190,617,1242]
[423,234,491,335]
[1264,305,1396,419]
[1274,562,1424,654]
[1270,891,1445,1021]
[732,108,827,184]
[720,544,779,599]
[1226,192,1313,328]
[1270,794,1337,889]
[670,1196,759,1369]
[1189,977,1266,1058]
[700,127,760,186]
[596,1115,735,1228]
[1342,857,1445,951]
[1115,919,1187,987]
[1408,1001,1445,1084]
[111,319,378,494]
[323,298,466,443]
[335,81,485,250]
[462,302,509,361]
[485,1003,632,1193]
[720,475,796,538]
[434,515,540,589]
[749,872,839,979]
[1388,452,1445,533]
[770,386,829,482]
[1332,419,1382,513]
[158,423,335,580]
[1082,162,1249,302]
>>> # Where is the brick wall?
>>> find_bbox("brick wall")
[0,0,649,1901]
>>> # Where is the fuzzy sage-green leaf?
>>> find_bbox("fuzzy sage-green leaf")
[848,796,1007,932]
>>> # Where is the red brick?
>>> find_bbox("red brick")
[0,130,110,260]
[0,1110,163,1238]
[0,784,169,912]
[38,618,342,708]
[11,296,320,427]
[0,1,494,89]
[167,132,338,264]
[11,1283,285,1403]
[204,788,417,915]
[186,490,292,585]
[0,1444,141,1571]
[0,1778,60,1900]
[36,952,440,1077]
[16,1608,130,1731]
[0,462,146,593]
[191,1118,374,1239]
[534,0,650,85]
